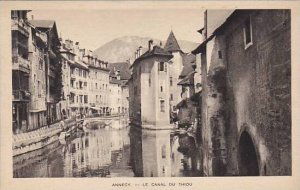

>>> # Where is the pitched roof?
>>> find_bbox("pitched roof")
[29,20,60,46]
[109,77,122,85]
[73,60,89,70]
[108,62,131,80]
[179,53,196,78]
[29,20,55,28]
[164,31,181,52]
[178,71,196,85]
[130,45,173,69]
[192,10,237,54]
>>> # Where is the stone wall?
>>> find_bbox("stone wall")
[201,10,291,176]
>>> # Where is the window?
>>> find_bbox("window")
[149,77,151,86]
[70,79,74,88]
[84,95,88,103]
[160,86,163,92]
[170,77,173,86]
[11,11,18,19]
[38,81,41,98]
[159,62,164,71]
[160,100,165,112]
[39,58,43,70]
[218,50,222,59]
[162,145,166,159]
[95,83,98,89]
[170,93,173,101]
[244,16,253,49]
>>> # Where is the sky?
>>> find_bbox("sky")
[28,9,204,51]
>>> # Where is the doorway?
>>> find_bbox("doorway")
[238,131,259,176]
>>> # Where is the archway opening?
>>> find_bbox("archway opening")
[238,131,259,176]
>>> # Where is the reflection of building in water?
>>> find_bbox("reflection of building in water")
[142,130,171,177]
[129,127,143,177]
[63,130,111,177]
[110,128,130,151]
[130,128,171,177]
[170,136,184,177]
[130,126,202,177]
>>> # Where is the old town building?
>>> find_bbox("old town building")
[59,38,77,119]
[83,51,110,116]
[192,9,291,176]
[29,19,62,124]
[67,47,90,117]
[108,62,131,115]
[12,10,32,134]
[128,40,173,128]
[27,22,48,130]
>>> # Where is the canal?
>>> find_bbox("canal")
[13,120,202,177]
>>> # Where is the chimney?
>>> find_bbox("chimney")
[148,40,153,51]
[31,15,34,20]
[138,46,142,57]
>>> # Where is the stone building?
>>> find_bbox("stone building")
[83,51,110,116]
[108,62,131,115]
[27,22,48,130]
[164,31,198,123]
[59,39,77,119]
[108,69,123,115]
[11,10,32,134]
[128,40,173,128]
[29,19,62,124]
[192,10,291,176]
[12,11,63,134]
[67,47,90,118]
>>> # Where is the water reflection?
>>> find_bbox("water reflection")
[129,127,202,177]
[13,122,202,178]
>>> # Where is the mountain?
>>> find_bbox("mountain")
[93,36,199,63]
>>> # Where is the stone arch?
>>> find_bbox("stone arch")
[238,130,260,176]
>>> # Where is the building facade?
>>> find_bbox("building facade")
[84,52,110,116]
[192,9,291,176]
[108,62,131,115]
[12,10,31,134]
[29,19,63,124]
[12,11,63,134]
[129,40,173,128]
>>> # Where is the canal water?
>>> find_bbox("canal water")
[13,120,202,177]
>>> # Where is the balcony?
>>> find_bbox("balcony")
[13,90,30,102]
[12,56,30,73]
[11,19,30,37]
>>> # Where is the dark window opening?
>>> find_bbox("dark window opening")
[160,100,165,112]
[218,50,222,59]
[159,62,164,71]
[244,17,252,46]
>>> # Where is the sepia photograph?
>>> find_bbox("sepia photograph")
[2,1,300,189]
[10,8,291,178]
